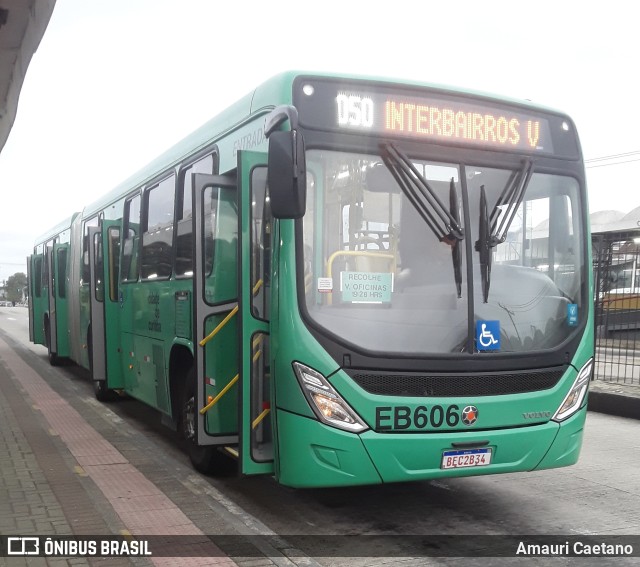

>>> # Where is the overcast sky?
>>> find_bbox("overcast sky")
[1,0,638,281]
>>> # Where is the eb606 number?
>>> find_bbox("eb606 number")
[375,405,460,431]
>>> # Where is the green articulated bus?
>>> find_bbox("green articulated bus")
[28,72,593,488]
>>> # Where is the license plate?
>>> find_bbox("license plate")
[441,448,492,469]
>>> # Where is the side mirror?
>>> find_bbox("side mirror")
[264,106,306,219]
[267,130,306,219]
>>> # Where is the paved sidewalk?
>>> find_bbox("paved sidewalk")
[1,317,637,566]
[0,346,136,566]
[0,334,238,567]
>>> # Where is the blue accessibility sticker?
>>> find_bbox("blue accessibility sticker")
[567,303,578,326]
[476,320,500,351]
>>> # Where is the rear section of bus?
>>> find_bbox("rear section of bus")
[29,215,77,365]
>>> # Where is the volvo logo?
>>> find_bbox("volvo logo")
[461,405,478,426]
[523,411,552,419]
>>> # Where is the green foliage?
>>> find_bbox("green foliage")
[5,272,27,303]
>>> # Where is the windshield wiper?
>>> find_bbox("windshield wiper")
[449,179,463,298]
[475,159,534,302]
[490,159,534,246]
[380,143,464,296]
[476,186,492,303]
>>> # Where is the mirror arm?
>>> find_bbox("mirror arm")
[292,130,301,179]
[264,105,299,138]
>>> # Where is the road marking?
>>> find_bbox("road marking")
[74,465,88,477]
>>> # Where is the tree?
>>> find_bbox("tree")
[6,272,27,303]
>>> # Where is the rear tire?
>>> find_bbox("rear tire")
[88,331,116,402]
[45,322,61,367]
[94,379,117,402]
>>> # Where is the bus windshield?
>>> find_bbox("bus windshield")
[302,148,585,356]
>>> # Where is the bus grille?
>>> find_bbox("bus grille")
[348,368,565,397]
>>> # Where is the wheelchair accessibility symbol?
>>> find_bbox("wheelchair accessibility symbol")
[476,320,500,351]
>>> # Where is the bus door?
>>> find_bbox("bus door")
[28,253,45,345]
[237,151,274,476]
[88,222,124,392]
[27,255,33,341]
[46,246,58,356]
[193,172,239,451]
[52,243,69,359]
[193,155,274,476]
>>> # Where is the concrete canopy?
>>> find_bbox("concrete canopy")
[0,0,56,152]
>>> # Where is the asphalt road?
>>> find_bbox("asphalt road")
[1,305,639,566]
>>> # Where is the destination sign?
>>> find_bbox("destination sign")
[294,78,580,158]
[338,93,552,152]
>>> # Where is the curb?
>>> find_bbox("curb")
[588,389,640,420]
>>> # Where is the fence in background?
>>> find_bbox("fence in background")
[593,230,640,384]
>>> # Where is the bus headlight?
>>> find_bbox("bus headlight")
[293,362,368,433]
[552,358,593,422]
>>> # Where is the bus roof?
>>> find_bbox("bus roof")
[33,212,80,246]
[57,71,573,224]
[81,72,299,218]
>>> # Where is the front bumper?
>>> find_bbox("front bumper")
[276,408,586,488]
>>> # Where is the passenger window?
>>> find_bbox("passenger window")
[108,227,120,301]
[203,186,219,279]
[250,167,271,320]
[33,256,43,297]
[201,181,237,306]
[121,194,141,282]
[142,175,175,280]
[57,248,67,298]
[43,241,53,291]
[177,155,214,277]
[94,233,104,302]
[82,217,99,284]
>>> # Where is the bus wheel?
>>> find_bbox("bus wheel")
[89,334,116,402]
[45,322,61,367]
[181,368,220,474]
[94,379,116,402]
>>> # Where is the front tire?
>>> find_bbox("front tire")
[181,367,231,474]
